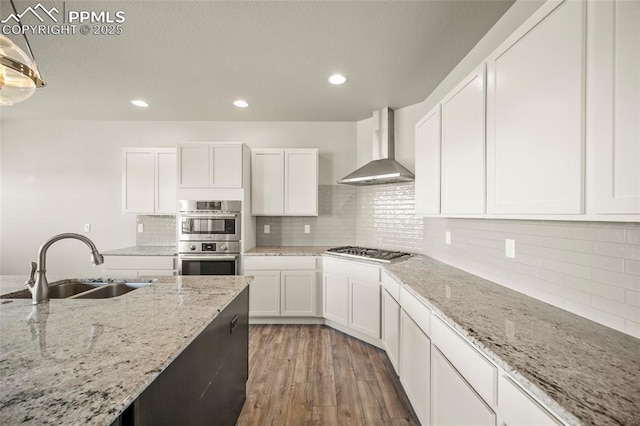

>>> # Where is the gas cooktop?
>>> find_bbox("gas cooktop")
[326,246,411,263]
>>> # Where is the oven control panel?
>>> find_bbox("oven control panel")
[179,241,239,254]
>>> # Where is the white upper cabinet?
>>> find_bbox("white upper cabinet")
[587,0,640,215]
[251,148,318,216]
[487,0,586,214]
[442,64,486,214]
[284,150,318,215]
[177,143,243,188]
[415,104,442,216]
[122,148,176,214]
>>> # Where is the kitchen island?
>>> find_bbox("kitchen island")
[0,275,251,425]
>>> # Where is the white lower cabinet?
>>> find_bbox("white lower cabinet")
[382,289,400,374]
[432,346,496,426]
[349,278,380,339]
[102,255,176,277]
[246,256,318,319]
[322,257,382,344]
[400,310,431,426]
[498,375,561,426]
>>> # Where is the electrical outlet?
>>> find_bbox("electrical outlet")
[84,223,91,232]
[445,231,451,245]
[304,225,310,234]
[505,239,516,258]
[445,285,451,299]
[264,225,270,234]
[137,223,144,233]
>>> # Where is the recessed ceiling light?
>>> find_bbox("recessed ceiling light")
[233,100,249,108]
[130,100,149,108]
[328,74,347,85]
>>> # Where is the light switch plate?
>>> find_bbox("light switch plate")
[137,223,144,233]
[264,225,270,234]
[445,231,451,245]
[505,239,515,258]
[84,223,91,232]
[304,225,310,234]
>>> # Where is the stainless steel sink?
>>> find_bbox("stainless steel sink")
[0,278,155,300]
[70,282,148,299]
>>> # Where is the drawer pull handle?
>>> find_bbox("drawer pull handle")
[230,314,239,334]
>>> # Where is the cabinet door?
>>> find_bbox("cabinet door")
[284,149,318,216]
[248,270,281,317]
[280,270,316,316]
[349,278,380,339]
[123,149,155,214]
[399,310,430,426]
[441,64,486,214]
[155,149,177,214]
[251,150,284,215]
[432,347,496,426]
[415,105,442,216]
[323,273,349,326]
[382,289,400,374]
[587,0,640,214]
[487,1,585,214]
[211,144,243,188]
[498,375,561,426]
[177,144,210,187]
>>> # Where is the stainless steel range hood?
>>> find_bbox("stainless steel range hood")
[338,107,415,186]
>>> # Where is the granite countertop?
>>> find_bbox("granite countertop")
[102,246,177,256]
[245,246,332,256]
[0,274,251,425]
[382,255,640,426]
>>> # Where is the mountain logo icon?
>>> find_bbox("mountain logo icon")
[1,3,60,24]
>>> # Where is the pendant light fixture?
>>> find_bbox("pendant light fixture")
[0,0,46,106]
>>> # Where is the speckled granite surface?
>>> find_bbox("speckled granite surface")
[383,255,640,426]
[102,246,177,256]
[0,275,251,425]
[245,246,332,256]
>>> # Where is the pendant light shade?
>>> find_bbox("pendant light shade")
[0,34,45,106]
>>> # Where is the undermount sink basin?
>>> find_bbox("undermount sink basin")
[0,278,155,300]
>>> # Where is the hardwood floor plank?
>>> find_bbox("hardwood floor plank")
[312,406,339,425]
[239,325,419,426]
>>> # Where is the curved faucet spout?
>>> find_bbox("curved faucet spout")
[29,233,104,305]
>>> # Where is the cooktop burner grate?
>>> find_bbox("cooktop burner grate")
[326,246,411,263]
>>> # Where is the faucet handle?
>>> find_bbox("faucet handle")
[26,262,36,287]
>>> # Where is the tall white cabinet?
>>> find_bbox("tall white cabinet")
[251,148,318,216]
[414,105,442,215]
[122,148,176,214]
[442,64,486,215]
[486,0,585,214]
[587,0,640,214]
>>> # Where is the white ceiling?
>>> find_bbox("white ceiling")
[1,0,514,122]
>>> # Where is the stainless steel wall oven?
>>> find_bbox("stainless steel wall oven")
[178,201,241,275]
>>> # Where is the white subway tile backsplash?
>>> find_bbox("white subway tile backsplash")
[136,215,176,246]
[423,218,640,338]
[593,242,640,260]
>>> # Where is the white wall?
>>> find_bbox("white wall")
[0,120,355,276]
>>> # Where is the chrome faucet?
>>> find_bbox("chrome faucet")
[26,233,104,304]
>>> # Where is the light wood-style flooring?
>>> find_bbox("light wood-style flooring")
[237,325,419,425]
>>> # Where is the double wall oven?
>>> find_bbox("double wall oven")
[178,200,241,275]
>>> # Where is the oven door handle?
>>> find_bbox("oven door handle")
[180,214,238,219]
[179,255,239,261]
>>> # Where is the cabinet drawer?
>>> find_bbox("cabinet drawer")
[244,256,316,271]
[323,257,380,282]
[499,375,561,426]
[104,255,175,270]
[381,271,401,302]
[400,287,430,335]
[431,315,497,405]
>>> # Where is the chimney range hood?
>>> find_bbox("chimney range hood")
[338,107,415,186]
